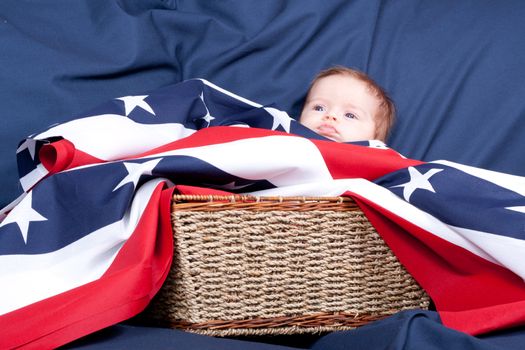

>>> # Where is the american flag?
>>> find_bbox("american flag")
[1,79,525,348]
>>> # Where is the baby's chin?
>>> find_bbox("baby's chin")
[321,133,372,143]
[317,132,341,142]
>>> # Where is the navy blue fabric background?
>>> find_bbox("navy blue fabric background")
[2,0,525,207]
[2,1,525,348]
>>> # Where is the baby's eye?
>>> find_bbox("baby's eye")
[313,105,325,112]
[344,112,358,120]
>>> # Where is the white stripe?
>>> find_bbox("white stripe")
[0,178,165,315]
[250,179,525,280]
[197,79,262,108]
[19,163,49,191]
[150,135,333,187]
[34,114,195,160]
[507,206,525,213]
[432,160,525,197]
[447,223,525,280]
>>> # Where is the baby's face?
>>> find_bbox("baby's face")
[299,74,379,142]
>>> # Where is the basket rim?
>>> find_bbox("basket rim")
[156,311,397,331]
[171,194,359,211]
[173,194,354,203]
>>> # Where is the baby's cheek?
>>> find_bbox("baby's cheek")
[298,114,309,126]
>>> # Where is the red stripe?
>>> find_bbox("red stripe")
[314,140,423,180]
[132,126,297,158]
[350,192,525,335]
[0,182,173,349]
[39,139,104,174]
[440,300,525,335]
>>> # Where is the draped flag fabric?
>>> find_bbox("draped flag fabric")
[1,79,525,349]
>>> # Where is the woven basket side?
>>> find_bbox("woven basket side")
[142,208,429,332]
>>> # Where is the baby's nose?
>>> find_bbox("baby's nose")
[323,113,337,121]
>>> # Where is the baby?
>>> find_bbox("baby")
[299,66,395,143]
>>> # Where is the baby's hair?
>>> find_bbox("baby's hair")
[307,66,396,142]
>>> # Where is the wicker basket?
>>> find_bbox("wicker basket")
[140,195,430,336]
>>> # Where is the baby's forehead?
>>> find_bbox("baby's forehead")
[310,74,370,94]
[308,75,377,100]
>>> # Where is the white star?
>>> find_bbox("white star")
[391,167,443,202]
[199,92,215,126]
[16,139,37,160]
[266,107,292,133]
[368,140,389,149]
[113,158,163,191]
[507,206,525,214]
[0,191,47,244]
[116,95,156,116]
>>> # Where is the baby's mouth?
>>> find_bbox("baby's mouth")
[317,124,338,137]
